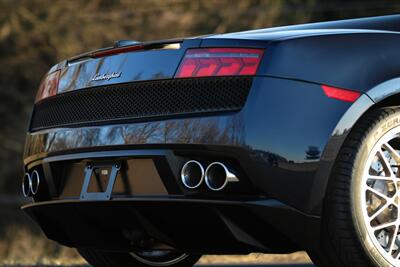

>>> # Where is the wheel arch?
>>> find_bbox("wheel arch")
[307,78,400,216]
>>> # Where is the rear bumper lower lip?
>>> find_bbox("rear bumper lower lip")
[22,197,320,254]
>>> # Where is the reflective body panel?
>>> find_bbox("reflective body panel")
[22,15,400,254]
[25,77,357,214]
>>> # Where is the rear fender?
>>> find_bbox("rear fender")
[309,77,400,215]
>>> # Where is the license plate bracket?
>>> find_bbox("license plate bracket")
[80,163,120,201]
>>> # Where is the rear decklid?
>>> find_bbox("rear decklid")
[56,39,202,94]
[31,38,267,131]
[51,14,400,95]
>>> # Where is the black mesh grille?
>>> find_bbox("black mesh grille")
[30,77,253,131]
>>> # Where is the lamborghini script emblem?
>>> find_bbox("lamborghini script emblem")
[91,72,122,82]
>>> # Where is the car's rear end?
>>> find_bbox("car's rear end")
[21,31,370,259]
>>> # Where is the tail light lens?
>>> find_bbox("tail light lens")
[175,48,264,78]
[321,85,361,103]
[35,70,60,103]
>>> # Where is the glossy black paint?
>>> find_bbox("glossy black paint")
[57,39,202,93]
[47,15,400,96]
[23,198,319,254]
[208,14,400,36]
[23,15,400,254]
[25,76,355,215]
[260,32,400,92]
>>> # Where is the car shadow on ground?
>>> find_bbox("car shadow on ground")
[196,265,314,267]
[0,264,315,267]
[195,263,315,267]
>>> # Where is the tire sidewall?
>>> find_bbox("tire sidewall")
[351,112,400,267]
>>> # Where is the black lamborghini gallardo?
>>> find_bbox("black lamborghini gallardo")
[21,14,400,267]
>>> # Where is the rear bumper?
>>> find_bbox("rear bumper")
[24,76,360,215]
[22,197,319,254]
[22,76,373,254]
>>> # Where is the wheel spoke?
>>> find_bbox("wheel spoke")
[367,186,392,202]
[368,175,394,181]
[369,202,391,221]
[378,150,395,178]
[388,224,399,254]
[383,142,400,165]
[373,221,397,231]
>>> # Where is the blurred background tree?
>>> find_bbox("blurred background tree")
[0,0,400,195]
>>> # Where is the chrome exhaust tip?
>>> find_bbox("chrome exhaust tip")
[22,172,31,197]
[181,160,204,189]
[205,162,239,191]
[30,170,40,195]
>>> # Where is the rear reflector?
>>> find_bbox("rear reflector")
[321,85,361,103]
[175,48,264,78]
[35,70,60,103]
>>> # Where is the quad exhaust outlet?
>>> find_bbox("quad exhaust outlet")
[205,162,239,191]
[22,170,40,197]
[181,160,204,189]
[181,161,239,191]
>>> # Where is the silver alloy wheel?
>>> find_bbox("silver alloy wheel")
[361,126,400,265]
[129,251,189,266]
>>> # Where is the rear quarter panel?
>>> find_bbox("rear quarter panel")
[259,32,400,92]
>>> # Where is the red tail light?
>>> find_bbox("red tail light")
[35,70,60,103]
[175,48,264,78]
[321,85,361,103]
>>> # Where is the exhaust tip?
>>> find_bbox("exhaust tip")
[22,173,31,197]
[205,162,238,191]
[30,170,40,195]
[181,160,204,189]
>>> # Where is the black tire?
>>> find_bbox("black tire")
[78,248,201,267]
[308,107,400,267]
